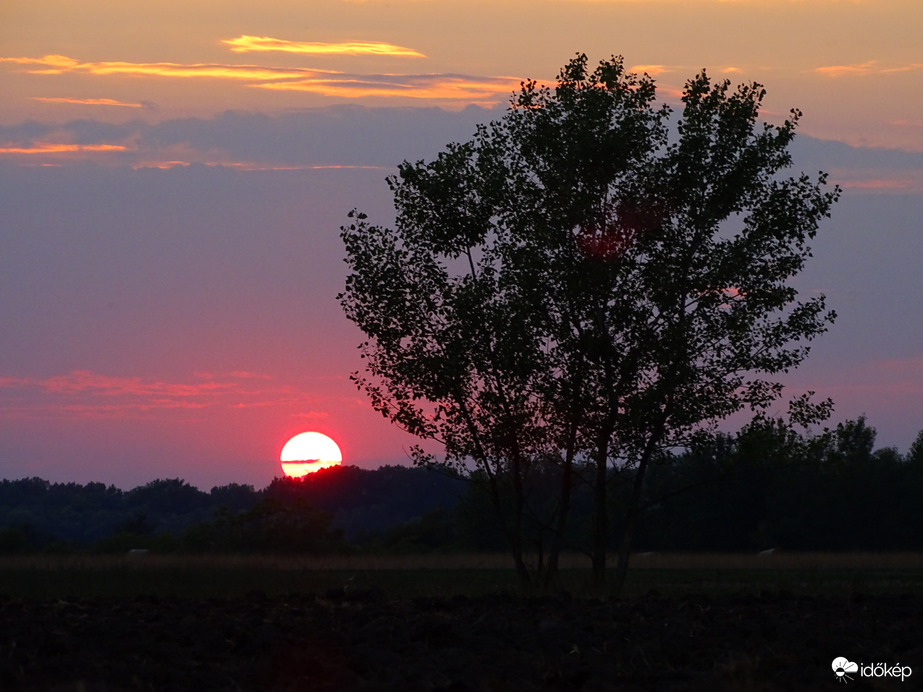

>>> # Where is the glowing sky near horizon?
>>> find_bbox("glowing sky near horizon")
[1,0,922,489]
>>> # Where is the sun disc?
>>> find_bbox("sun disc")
[280,431,342,477]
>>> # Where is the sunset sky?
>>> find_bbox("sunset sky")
[2,0,922,489]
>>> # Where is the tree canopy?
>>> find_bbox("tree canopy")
[339,54,840,590]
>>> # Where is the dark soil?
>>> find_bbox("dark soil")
[1,589,920,691]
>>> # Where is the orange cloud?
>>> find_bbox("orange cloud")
[2,53,518,103]
[32,96,145,108]
[815,61,923,77]
[255,74,522,101]
[0,54,79,71]
[223,36,425,58]
[0,143,127,155]
[629,64,674,76]
[815,61,878,77]
[32,96,144,108]
[881,63,923,74]
[1,54,328,81]
[629,63,746,79]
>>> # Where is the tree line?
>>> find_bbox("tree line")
[458,417,923,557]
[0,465,462,554]
[2,418,922,556]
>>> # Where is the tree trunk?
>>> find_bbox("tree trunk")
[496,487,532,587]
[612,500,639,597]
[510,450,533,588]
[543,453,573,590]
[511,541,532,587]
[612,438,658,596]
[504,485,533,588]
[544,374,583,591]
[482,460,533,588]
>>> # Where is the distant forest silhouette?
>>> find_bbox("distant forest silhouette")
[2,417,922,555]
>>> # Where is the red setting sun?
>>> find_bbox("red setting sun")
[280,432,342,478]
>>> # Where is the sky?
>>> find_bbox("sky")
[1,0,922,490]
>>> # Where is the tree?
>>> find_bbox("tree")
[128,478,208,515]
[339,54,839,592]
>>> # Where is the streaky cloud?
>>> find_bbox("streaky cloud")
[790,135,923,192]
[0,142,127,155]
[815,60,923,77]
[0,369,317,420]
[32,97,145,108]
[127,105,501,168]
[223,36,426,58]
[833,174,923,193]
[39,370,238,397]
[2,53,518,105]
[3,103,922,174]
[628,64,675,76]
[1,54,335,81]
[253,73,523,102]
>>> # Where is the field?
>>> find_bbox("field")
[1,552,921,690]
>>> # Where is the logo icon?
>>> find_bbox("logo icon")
[832,657,859,683]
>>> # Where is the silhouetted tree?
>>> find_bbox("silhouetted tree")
[209,483,260,513]
[907,430,923,467]
[637,415,830,551]
[340,53,838,591]
[128,478,208,514]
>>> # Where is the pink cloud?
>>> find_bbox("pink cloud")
[828,168,923,193]
[294,410,332,419]
[792,356,923,406]
[0,370,332,421]
[39,370,236,397]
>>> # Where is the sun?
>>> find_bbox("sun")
[280,432,343,478]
